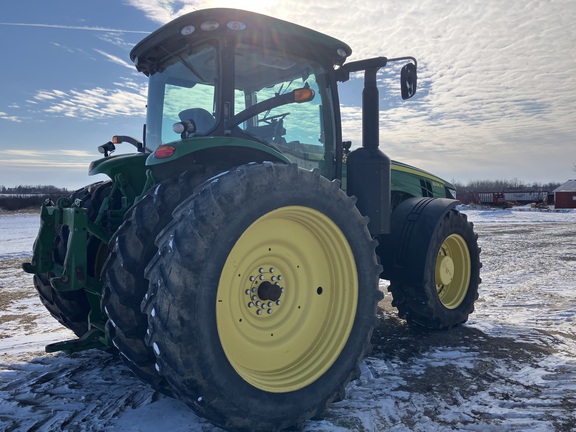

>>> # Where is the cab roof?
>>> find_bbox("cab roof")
[130,8,352,76]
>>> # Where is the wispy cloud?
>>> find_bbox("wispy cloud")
[94,49,135,69]
[123,0,195,23]
[0,111,22,123]
[125,0,278,23]
[0,22,149,34]
[31,79,147,120]
[1,149,95,169]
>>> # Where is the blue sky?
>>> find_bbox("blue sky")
[0,0,574,189]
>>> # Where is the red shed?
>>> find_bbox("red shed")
[553,180,576,209]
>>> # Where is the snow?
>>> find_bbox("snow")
[1,207,575,431]
[0,212,40,259]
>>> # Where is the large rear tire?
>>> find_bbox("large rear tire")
[102,166,226,391]
[388,208,481,329]
[33,181,115,336]
[143,163,381,431]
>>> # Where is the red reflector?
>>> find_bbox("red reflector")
[154,145,176,159]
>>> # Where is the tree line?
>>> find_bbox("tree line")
[452,179,561,193]
[0,185,71,195]
[0,185,72,211]
[0,178,565,211]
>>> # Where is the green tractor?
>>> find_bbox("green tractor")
[23,8,480,432]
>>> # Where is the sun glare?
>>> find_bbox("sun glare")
[209,0,277,14]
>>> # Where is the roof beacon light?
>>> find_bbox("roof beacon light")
[201,20,219,31]
[180,25,195,36]
[227,21,247,31]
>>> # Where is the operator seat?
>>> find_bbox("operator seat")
[179,108,216,135]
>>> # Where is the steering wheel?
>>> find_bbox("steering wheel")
[259,112,289,124]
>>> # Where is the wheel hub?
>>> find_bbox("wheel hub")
[436,255,455,286]
[434,234,472,309]
[244,267,284,315]
[258,281,282,302]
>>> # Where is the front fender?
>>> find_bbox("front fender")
[378,197,459,280]
[89,153,149,190]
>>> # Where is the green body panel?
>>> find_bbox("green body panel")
[343,158,455,200]
[391,160,455,200]
[89,153,150,198]
[146,136,291,167]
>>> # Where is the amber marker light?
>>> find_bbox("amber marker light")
[294,88,315,103]
[154,145,176,159]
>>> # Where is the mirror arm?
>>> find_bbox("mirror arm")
[336,56,417,82]
[387,56,418,68]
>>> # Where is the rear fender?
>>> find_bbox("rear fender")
[378,197,459,281]
[146,137,290,181]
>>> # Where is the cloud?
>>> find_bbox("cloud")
[0,149,94,169]
[0,22,148,34]
[123,0,197,23]
[1,1,572,187]
[94,49,135,69]
[32,79,148,120]
[0,111,22,123]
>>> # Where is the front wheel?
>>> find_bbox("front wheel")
[143,163,382,431]
[388,208,481,329]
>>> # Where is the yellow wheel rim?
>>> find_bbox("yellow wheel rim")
[217,206,358,393]
[435,234,471,309]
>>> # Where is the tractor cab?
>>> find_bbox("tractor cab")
[132,8,352,179]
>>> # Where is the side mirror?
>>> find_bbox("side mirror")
[400,63,417,100]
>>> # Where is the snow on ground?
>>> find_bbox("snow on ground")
[1,207,575,431]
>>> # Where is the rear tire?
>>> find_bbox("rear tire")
[33,182,115,336]
[102,166,230,391]
[143,163,382,431]
[388,208,481,329]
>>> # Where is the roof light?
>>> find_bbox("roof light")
[337,48,348,58]
[154,145,176,159]
[227,21,247,31]
[180,25,195,36]
[201,20,219,31]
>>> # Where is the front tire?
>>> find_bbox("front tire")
[143,163,381,431]
[388,208,481,329]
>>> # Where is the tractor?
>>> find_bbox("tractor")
[23,8,480,432]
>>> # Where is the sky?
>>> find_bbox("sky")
[0,0,574,189]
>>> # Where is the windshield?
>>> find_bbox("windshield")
[233,46,330,170]
[146,43,217,148]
